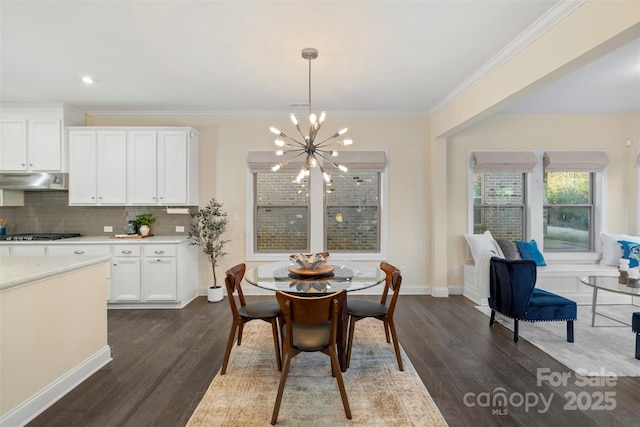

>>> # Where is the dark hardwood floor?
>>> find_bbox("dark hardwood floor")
[28,295,640,427]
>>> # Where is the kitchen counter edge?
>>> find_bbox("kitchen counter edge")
[0,235,192,245]
[0,256,111,292]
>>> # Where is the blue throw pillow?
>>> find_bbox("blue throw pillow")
[515,239,546,266]
[618,240,640,268]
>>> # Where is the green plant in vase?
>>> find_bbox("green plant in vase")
[189,199,229,301]
[135,213,155,236]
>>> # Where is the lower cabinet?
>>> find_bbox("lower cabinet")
[142,245,177,301]
[111,245,141,301]
[0,240,197,308]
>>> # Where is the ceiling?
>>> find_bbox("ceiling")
[1,1,638,117]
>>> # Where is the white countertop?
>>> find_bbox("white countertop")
[0,256,111,291]
[0,235,192,245]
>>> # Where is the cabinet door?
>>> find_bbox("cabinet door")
[97,131,127,204]
[28,119,62,171]
[143,257,177,301]
[158,131,188,205]
[0,120,27,171]
[127,131,158,205]
[69,131,97,204]
[112,257,141,301]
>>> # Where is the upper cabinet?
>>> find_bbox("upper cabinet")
[68,130,128,205]
[68,126,198,207]
[0,104,86,172]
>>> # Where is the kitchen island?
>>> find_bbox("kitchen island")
[0,256,111,427]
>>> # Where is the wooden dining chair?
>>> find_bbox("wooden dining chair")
[271,289,351,425]
[221,263,282,375]
[346,261,403,371]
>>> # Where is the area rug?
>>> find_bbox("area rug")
[186,318,448,426]
[476,304,640,377]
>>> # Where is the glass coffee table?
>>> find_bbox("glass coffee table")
[579,275,640,326]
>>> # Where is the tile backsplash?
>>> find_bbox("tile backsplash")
[0,191,196,236]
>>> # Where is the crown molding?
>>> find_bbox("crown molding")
[428,0,586,116]
[84,110,431,119]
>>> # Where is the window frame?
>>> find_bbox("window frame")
[246,151,389,262]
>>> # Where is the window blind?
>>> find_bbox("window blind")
[247,151,304,173]
[543,151,609,172]
[472,151,537,172]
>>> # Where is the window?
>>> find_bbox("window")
[543,171,593,251]
[468,150,608,259]
[325,172,380,251]
[248,151,387,260]
[473,171,525,240]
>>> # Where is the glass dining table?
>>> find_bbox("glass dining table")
[244,260,386,295]
[244,260,386,371]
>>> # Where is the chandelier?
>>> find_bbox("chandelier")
[269,48,352,183]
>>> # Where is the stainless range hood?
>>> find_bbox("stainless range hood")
[0,173,69,191]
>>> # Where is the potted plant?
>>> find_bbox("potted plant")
[189,198,230,302]
[135,213,155,237]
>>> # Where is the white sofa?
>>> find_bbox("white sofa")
[463,231,635,306]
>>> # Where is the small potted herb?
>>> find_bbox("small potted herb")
[135,213,155,237]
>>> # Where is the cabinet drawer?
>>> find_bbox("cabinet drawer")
[48,245,110,256]
[113,245,141,257]
[144,245,176,257]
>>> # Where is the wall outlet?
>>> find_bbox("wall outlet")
[452,265,459,275]
[103,226,113,233]
[176,226,185,233]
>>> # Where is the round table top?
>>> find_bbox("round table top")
[244,260,386,294]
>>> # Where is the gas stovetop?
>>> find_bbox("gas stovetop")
[0,233,81,241]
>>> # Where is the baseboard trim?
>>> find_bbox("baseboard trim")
[0,346,112,427]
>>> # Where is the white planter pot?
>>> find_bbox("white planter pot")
[139,225,150,236]
[207,285,223,302]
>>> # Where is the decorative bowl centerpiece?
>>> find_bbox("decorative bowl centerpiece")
[289,252,334,276]
[290,252,328,269]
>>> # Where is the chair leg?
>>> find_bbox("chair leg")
[220,321,238,375]
[346,316,358,369]
[383,319,391,343]
[387,318,403,371]
[635,333,640,360]
[270,319,282,371]
[271,351,292,425]
[489,310,496,326]
[566,320,574,343]
[329,346,352,420]
[513,319,519,343]
[237,323,244,346]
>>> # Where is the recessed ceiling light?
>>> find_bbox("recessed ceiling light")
[81,76,97,85]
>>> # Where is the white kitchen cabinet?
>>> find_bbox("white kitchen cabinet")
[0,119,59,171]
[68,130,127,205]
[0,246,11,256]
[48,245,110,256]
[10,245,46,256]
[0,120,27,170]
[0,104,85,172]
[142,245,177,301]
[111,245,141,301]
[128,128,198,206]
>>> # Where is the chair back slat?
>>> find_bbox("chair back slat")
[276,290,346,349]
[224,263,247,318]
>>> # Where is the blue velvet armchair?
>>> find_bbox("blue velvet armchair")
[489,257,577,343]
